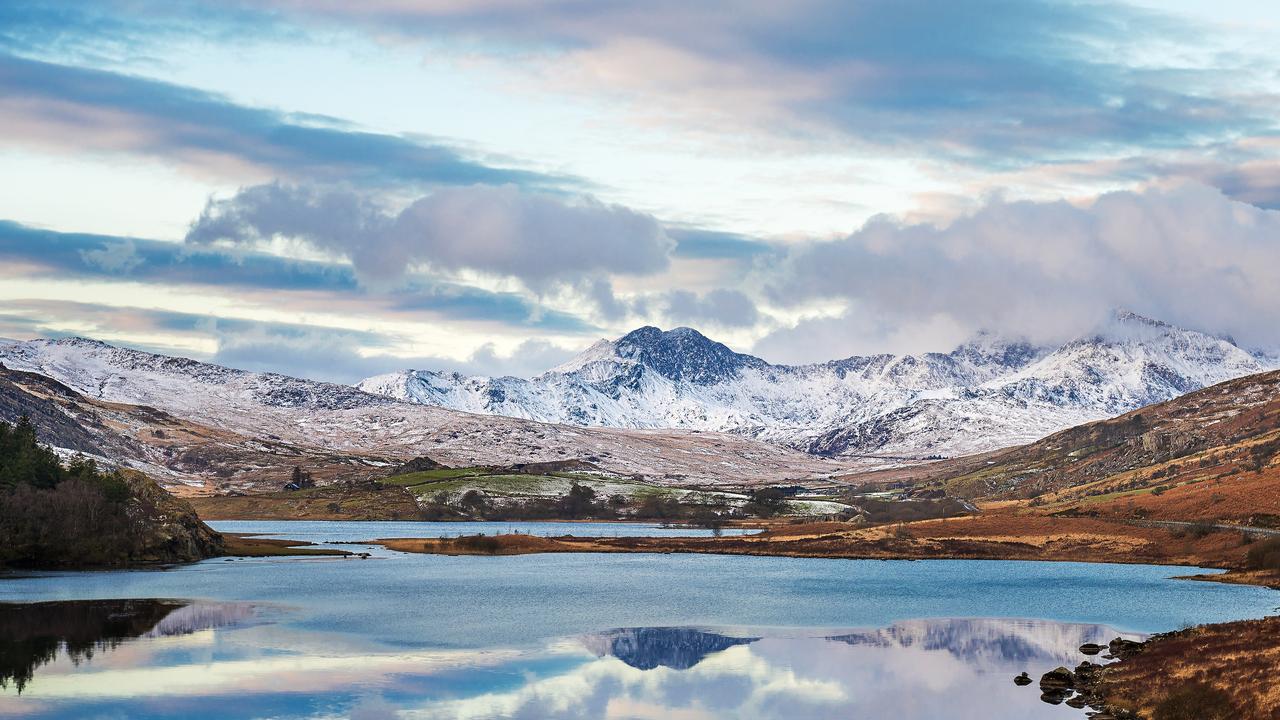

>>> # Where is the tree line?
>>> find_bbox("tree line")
[0,416,152,567]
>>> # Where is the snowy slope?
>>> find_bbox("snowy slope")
[359,312,1276,459]
[0,337,847,485]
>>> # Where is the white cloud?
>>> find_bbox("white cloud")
[186,183,675,290]
[765,181,1280,353]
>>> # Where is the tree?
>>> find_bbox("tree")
[0,417,145,567]
[0,416,64,490]
[558,482,598,518]
[459,489,489,517]
[744,487,788,517]
[286,465,315,490]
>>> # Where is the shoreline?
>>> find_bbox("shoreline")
[369,513,1280,590]
[1029,617,1280,719]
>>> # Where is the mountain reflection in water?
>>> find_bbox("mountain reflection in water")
[0,609,1140,719]
[0,599,254,694]
[581,627,760,669]
[826,617,1138,665]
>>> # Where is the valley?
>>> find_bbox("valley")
[4,327,1280,717]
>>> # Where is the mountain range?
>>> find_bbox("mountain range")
[0,311,1272,493]
[358,311,1276,459]
[0,337,844,491]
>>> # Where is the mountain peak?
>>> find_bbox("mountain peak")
[1111,309,1173,329]
[618,325,707,347]
[613,325,766,384]
[949,330,1041,371]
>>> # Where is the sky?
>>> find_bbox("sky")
[1,0,1279,381]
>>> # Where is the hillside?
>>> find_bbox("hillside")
[359,312,1275,459]
[909,370,1280,523]
[0,362,398,494]
[191,462,849,521]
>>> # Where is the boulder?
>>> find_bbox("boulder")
[1040,666,1076,690]
[1106,637,1145,660]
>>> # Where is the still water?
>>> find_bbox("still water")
[1,520,1275,719]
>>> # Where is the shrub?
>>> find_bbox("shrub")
[1186,521,1216,540]
[454,534,502,553]
[1153,683,1236,720]
[1244,537,1280,571]
[743,487,788,517]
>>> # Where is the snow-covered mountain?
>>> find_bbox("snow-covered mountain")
[359,312,1277,459]
[0,336,846,485]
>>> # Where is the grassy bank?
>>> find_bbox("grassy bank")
[220,533,351,558]
[1040,617,1280,719]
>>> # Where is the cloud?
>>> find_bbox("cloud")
[751,312,969,365]
[767,181,1280,351]
[185,183,676,289]
[79,238,142,272]
[661,289,758,328]
[667,227,776,260]
[211,327,576,382]
[243,0,1279,166]
[0,298,578,382]
[0,52,567,189]
[0,220,597,334]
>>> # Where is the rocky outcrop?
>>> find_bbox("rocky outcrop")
[385,455,447,477]
[122,472,225,563]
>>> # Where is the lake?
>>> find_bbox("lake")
[1,520,1275,719]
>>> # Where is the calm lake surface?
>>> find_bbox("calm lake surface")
[1,520,1276,719]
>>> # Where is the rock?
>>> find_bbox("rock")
[1040,666,1076,690]
[1066,694,1089,708]
[1079,642,1105,655]
[1074,661,1103,683]
[385,455,447,477]
[123,472,225,563]
[1039,666,1077,705]
[1014,671,1033,686]
[1040,689,1073,705]
[1106,637,1144,660]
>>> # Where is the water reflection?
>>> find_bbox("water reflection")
[581,627,759,670]
[0,599,254,694]
[826,617,1136,665]
[1,608,1128,719]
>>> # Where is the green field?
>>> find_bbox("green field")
[385,465,849,514]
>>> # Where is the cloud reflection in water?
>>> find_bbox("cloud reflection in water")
[0,608,1135,719]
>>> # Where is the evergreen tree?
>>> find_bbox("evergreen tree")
[0,416,65,489]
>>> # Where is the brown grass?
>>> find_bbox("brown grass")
[378,535,616,556]
[1089,617,1280,720]
[373,510,1259,574]
[190,483,424,521]
[221,533,350,557]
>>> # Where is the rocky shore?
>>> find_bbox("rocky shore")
[1022,618,1280,719]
